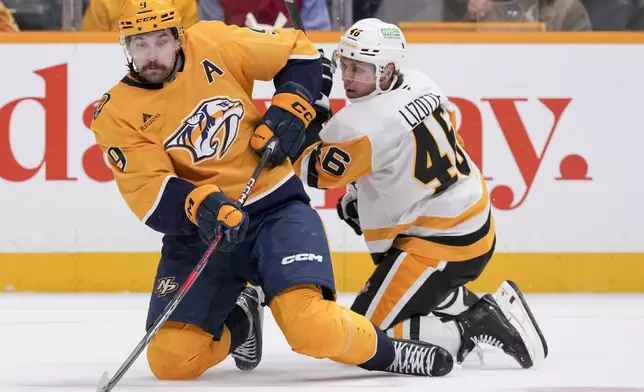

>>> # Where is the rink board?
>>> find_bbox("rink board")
[1,32,644,292]
[1,252,644,293]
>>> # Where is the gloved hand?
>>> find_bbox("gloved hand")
[336,182,362,236]
[185,185,249,251]
[291,50,334,162]
[313,49,334,124]
[250,81,316,164]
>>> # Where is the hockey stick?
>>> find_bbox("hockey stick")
[284,0,305,32]
[284,0,336,122]
[96,139,279,392]
[285,0,339,75]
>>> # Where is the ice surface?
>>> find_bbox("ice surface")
[1,292,643,392]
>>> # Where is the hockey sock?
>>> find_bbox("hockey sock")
[147,321,231,380]
[387,315,461,357]
[434,286,479,317]
[356,326,396,371]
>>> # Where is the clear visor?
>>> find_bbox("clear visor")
[125,29,179,62]
[334,50,378,86]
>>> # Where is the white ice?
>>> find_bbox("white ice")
[1,293,643,392]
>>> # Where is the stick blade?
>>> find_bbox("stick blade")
[96,372,110,392]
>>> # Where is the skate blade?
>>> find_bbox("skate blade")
[493,280,548,364]
[96,372,110,392]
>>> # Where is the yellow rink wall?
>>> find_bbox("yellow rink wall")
[1,253,643,293]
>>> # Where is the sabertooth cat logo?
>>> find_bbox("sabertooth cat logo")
[165,97,245,164]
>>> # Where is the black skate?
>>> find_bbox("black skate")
[385,339,453,377]
[455,280,547,368]
[231,286,264,371]
[493,281,548,363]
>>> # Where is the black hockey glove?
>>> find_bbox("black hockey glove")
[185,185,249,251]
[313,49,334,124]
[293,50,334,161]
[336,183,362,236]
[250,82,316,164]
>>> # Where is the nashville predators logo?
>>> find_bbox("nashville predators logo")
[155,277,179,297]
[165,97,245,164]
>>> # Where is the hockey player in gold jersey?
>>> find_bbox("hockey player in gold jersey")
[91,0,454,381]
[295,18,548,369]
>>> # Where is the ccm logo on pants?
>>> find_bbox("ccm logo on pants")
[282,253,324,265]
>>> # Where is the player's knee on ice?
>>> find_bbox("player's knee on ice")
[147,321,231,380]
[270,285,378,365]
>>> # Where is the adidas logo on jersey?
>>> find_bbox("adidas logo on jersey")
[281,253,323,265]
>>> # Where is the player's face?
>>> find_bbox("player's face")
[339,57,378,99]
[128,29,179,83]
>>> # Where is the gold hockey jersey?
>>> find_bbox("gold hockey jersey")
[295,69,495,262]
[91,21,320,234]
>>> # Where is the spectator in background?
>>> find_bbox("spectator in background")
[2,0,62,30]
[354,0,591,31]
[353,0,381,22]
[581,0,644,30]
[373,0,444,25]
[199,0,331,30]
[447,0,591,30]
[0,0,19,31]
[82,0,198,31]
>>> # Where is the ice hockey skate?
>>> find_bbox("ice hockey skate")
[231,286,265,371]
[455,280,547,368]
[386,339,454,377]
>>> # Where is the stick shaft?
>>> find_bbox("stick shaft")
[100,140,278,391]
[284,0,305,32]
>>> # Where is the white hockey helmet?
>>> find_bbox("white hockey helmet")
[335,18,407,101]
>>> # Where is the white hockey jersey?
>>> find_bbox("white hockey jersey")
[294,69,495,263]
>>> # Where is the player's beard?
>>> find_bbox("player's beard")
[137,60,174,84]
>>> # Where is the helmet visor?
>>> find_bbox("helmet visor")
[335,51,378,86]
[125,29,178,62]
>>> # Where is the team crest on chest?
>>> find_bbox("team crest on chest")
[165,96,245,164]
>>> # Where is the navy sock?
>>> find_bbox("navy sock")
[358,325,394,371]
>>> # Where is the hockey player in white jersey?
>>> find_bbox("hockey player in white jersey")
[294,18,548,368]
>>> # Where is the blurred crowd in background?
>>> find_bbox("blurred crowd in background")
[1,0,643,33]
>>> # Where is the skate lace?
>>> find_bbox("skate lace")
[472,334,503,349]
[386,341,434,376]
